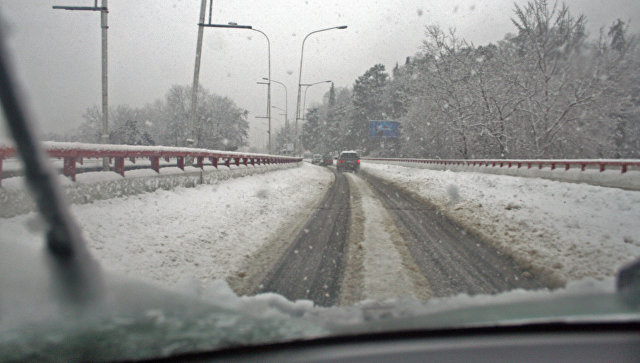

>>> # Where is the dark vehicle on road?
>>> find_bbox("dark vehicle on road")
[311,154,322,165]
[320,154,333,166]
[337,151,360,172]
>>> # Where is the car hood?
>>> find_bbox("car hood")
[2,261,639,362]
[2,236,639,362]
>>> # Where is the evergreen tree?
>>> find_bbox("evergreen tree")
[301,107,322,151]
[608,19,627,52]
[347,64,390,153]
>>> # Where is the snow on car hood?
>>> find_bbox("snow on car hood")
[2,235,639,362]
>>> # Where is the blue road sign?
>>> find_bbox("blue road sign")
[369,121,400,138]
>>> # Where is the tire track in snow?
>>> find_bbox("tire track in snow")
[250,166,543,307]
[254,169,351,306]
[338,173,366,305]
[361,170,544,297]
[345,174,433,302]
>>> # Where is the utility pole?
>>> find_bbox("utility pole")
[189,1,271,153]
[189,0,208,146]
[53,0,110,169]
[100,0,108,154]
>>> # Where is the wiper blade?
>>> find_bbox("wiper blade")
[0,24,101,302]
[617,258,640,293]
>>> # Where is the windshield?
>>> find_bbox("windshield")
[1,0,640,361]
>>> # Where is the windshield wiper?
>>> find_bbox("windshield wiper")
[617,258,640,303]
[0,25,101,302]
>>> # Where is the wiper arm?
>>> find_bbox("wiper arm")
[0,25,101,301]
[617,258,640,292]
[617,257,640,307]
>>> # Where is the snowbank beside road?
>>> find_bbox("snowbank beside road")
[365,159,640,191]
[362,163,640,284]
[0,163,333,288]
[0,163,300,218]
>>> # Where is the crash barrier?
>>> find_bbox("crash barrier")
[0,162,299,218]
[0,141,301,186]
[362,157,640,174]
[363,157,640,191]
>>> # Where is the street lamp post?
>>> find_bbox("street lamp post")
[246,28,271,153]
[53,0,110,170]
[198,24,270,152]
[271,105,287,129]
[294,25,347,154]
[266,78,287,144]
[301,80,332,121]
[189,0,271,152]
[256,81,273,154]
[271,105,287,128]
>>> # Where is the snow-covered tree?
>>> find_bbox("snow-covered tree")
[75,84,249,150]
[345,64,391,153]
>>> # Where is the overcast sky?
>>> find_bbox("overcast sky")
[1,0,639,148]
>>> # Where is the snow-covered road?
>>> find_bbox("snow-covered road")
[0,164,333,289]
[345,173,433,302]
[243,167,544,306]
[362,162,640,284]
[2,161,638,307]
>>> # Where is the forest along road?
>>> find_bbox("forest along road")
[256,166,543,307]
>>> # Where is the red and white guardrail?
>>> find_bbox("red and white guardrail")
[0,141,301,186]
[362,157,640,174]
